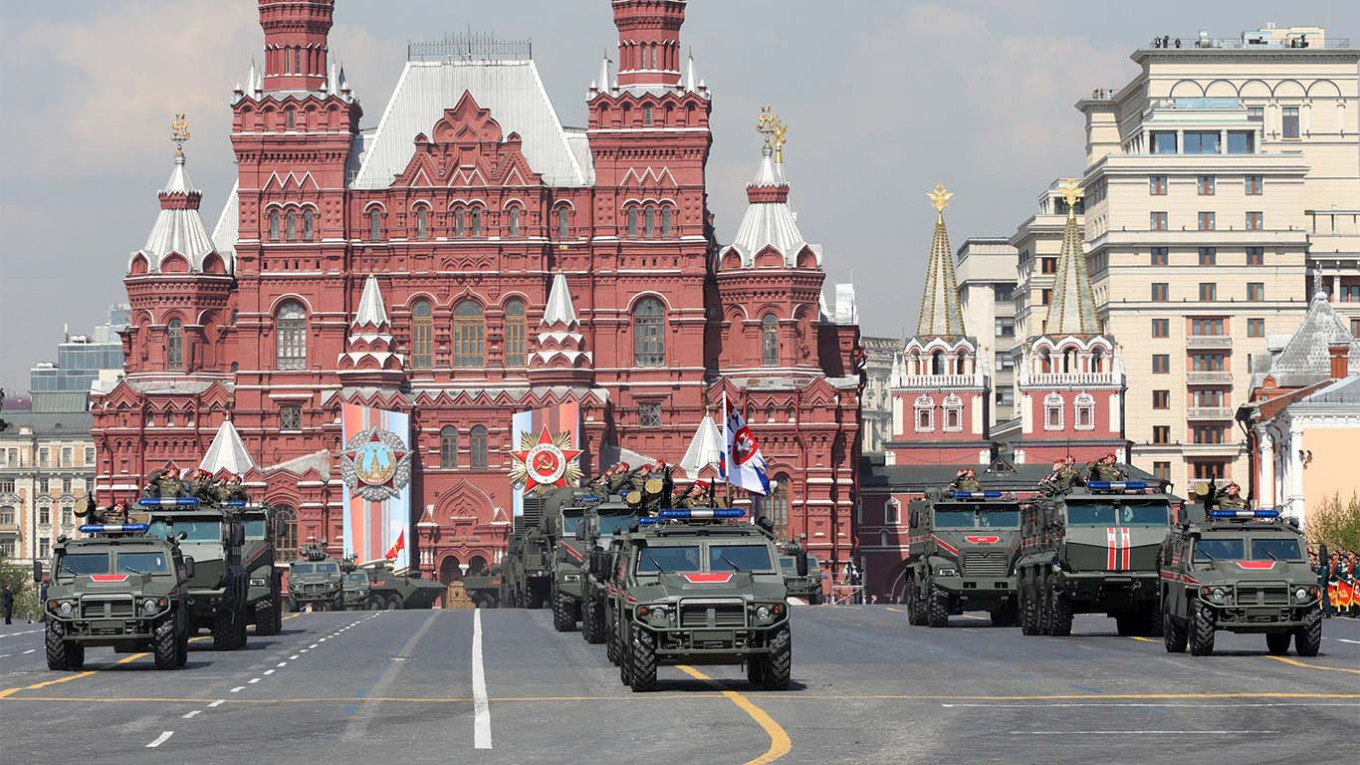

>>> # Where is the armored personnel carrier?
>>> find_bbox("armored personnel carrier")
[240,504,283,635]
[1160,489,1321,656]
[288,544,344,611]
[43,521,192,670]
[904,489,1022,626]
[599,508,792,692]
[1017,479,1175,637]
[143,497,250,649]
[357,561,445,610]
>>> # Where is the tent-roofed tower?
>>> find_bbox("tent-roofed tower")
[611,0,687,89]
[1012,179,1128,466]
[885,185,990,466]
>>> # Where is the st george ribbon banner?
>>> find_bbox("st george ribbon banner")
[510,402,582,517]
[339,403,413,569]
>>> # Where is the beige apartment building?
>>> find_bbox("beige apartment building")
[1077,24,1360,493]
[0,411,95,566]
[956,237,1020,422]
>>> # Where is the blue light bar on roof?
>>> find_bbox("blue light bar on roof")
[657,508,745,520]
[953,491,1003,499]
[579,496,601,503]
[79,523,150,534]
[1209,509,1280,519]
[638,518,661,526]
[223,500,247,507]
[1088,481,1147,491]
[137,497,200,507]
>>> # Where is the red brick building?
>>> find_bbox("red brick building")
[91,0,863,586]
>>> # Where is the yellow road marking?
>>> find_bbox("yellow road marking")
[1130,637,1158,643]
[1265,655,1360,676]
[677,665,791,765]
[884,607,904,614]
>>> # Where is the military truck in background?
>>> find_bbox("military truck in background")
[1160,484,1321,656]
[778,537,821,605]
[463,571,504,609]
[1017,479,1176,637]
[904,489,1023,627]
[500,491,554,608]
[240,504,283,635]
[357,561,445,610]
[548,487,603,631]
[43,520,193,670]
[143,497,251,650]
[575,501,645,643]
[288,544,345,611]
[599,508,794,692]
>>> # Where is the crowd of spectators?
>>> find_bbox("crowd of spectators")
[1312,548,1358,617]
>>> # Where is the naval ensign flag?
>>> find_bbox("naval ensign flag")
[719,391,771,496]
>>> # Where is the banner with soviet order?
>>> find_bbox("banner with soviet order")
[339,403,413,570]
[509,402,583,518]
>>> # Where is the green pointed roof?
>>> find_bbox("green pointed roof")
[1044,181,1100,335]
[915,185,965,338]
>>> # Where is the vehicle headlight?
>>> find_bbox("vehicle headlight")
[649,605,669,625]
[937,567,959,577]
[58,601,73,616]
[1210,587,1226,603]
[1294,587,1309,601]
[143,598,159,613]
[249,578,267,587]
[755,606,772,621]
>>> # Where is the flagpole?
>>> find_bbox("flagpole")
[721,390,732,507]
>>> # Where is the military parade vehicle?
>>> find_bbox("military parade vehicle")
[1017,478,1175,637]
[500,490,555,609]
[598,508,793,692]
[778,537,822,605]
[462,571,505,609]
[241,504,283,635]
[143,497,251,649]
[288,543,345,611]
[904,489,1022,626]
[43,520,193,670]
[548,487,604,631]
[355,560,445,610]
[339,556,371,610]
[1160,485,1321,656]
[574,499,646,643]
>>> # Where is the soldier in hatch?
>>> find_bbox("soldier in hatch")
[1217,482,1249,510]
[1039,459,1081,496]
[950,468,980,492]
[1087,453,1125,482]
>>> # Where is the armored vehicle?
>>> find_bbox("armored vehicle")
[1017,479,1175,637]
[288,544,345,611]
[599,508,793,692]
[143,497,250,650]
[240,505,283,635]
[547,487,604,631]
[778,538,821,605]
[575,501,645,643]
[904,489,1022,626]
[357,561,445,610]
[463,571,504,609]
[43,521,193,670]
[500,488,555,608]
[342,570,371,610]
[1161,495,1321,656]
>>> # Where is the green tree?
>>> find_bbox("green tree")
[1307,493,1360,554]
[0,554,41,623]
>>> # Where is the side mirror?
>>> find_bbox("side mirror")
[234,526,246,547]
[795,551,809,578]
[183,557,196,579]
[909,509,919,528]
[32,560,43,583]
[575,521,587,543]
[588,551,603,578]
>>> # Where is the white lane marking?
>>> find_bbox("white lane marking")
[22,649,36,655]
[943,702,1360,709]
[1008,730,1279,735]
[0,654,9,658]
[472,608,492,750]
[300,649,308,653]
[146,731,174,748]
[248,678,261,684]
[277,662,287,668]
[0,629,41,639]
[182,710,201,719]
[264,669,275,676]
[230,687,245,693]
[208,700,225,708]
[290,654,300,660]
[1332,638,1360,646]
[309,644,318,649]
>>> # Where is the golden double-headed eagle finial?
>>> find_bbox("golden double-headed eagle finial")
[756,106,788,163]
[171,113,190,158]
[927,183,953,215]
[1060,178,1083,210]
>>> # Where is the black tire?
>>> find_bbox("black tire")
[67,643,85,670]
[1163,611,1187,653]
[1190,602,1216,656]
[618,626,633,686]
[762,626,792,691]
[1021,573,1039,636]
[553,593,575,632]
[212,607,236,650]
[1266,631,1292,655]
[605,608,620,665]
[746,657,766,687]
[905,577,926,626]
[235,605,249,648]
[287,597,299,613]
[1295,611,1322,657]
[1115,614,1135,637]
[628,629,658,692]
[1140,603,1164,638]
[990,602,1019,628]
[387,595,402,611]
[153,617,179,670]
[1037,572,1053,635]
[583,598,605,644]
[176,626,189,667]
[1049,584,1073,637]
[368,595,383,611]
[254,602,274,636]
[926,582,949,628]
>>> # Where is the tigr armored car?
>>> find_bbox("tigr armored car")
[288,544,344,611]
[1161,506,1321,656]
[43,522,193,671]
[144,497,251,649]
[904,489,1022,627]
[240,505,283,635]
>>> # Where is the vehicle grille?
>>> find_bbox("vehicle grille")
[962,551,1009,578]
[1236,584,1289,607]
[81,596,135,619]
[679,602,747,629]
[304,584,328,595]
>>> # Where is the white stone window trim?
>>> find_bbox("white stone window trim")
[1074,392,1096,432]
[884,497,902,527]
[1043,392,1064,431]
[942,394,964,433]
[913,395,934,433]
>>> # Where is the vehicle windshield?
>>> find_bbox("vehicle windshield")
[934,505,1020,529]
[346,573,369,585]
[314,563,341,574]
[709,544,774,572]
[779,556,796,572]
[57,553,110,577]
[148,519,222,543]
[117,552,169,574]
[934,510,975,528]
[292,563,315,574]
[1252,538,1303,561]
[1195,538,1244,561]
[1066,501,1169,526]
[244,519,267,540]
[596,515,637,536]
[560,515,582,535]
[636,545,700,574]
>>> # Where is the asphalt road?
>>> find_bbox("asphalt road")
[1,608,1357,764]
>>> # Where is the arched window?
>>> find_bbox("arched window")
[650,42,658,69]
[632,297,665,367]
[643,104,653,126]
[439,426,458,469]
[644,207,656,238]
[415,207,429,239]
[931,351,944,376]
[471,208,483,237]
[885,498,902,526]
[273,506,298,562]
[627,207,638,238]
[881,531,889,548]
[914,395,934,432]
[504,299,527,368]
[507,207,521,238]
[1075,393,1096,431]
[1091,348,1104,373]
[556,208,569,239]
[766,404,776,423]
[167,319,184,370]
[470,426,489,469]
[411,300,433,368]
[269,210,280,241]
[283,47,292,76]
[761,314,779,366]
[942,394,963,432]
[286,210,297,241]
[766,476,790,535]
[302,209,314,241]
[453,208,465,238]
[286,109,295,131]
[452,300,485,368]
[1044,393,1064,431]
[275,300,308,370]
[1063,348,1077,374]
[661,207,673,237]
[369,209,381,240]
[294,46,302,74]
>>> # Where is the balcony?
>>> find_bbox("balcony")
[1186,336,1233,350]
[1187,371,1233,386]
[0,523,18,535]
[1187,406,1234,420]
[1026,372,1118,387]
[1181,442,1242,457]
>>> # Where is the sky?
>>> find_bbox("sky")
[1,0,1356,392]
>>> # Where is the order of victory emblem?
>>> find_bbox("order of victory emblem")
[509,427,583,493]
[340,428,412,501]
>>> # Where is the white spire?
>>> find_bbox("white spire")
[679,414,723,478]
[542,271,578,327]
[246,60,257,96]
[354,275,389,328]
[685,53,697,92]
[326,59,338,93]
[338,65,349,93]
[598,55,610,94]
[199,419,255,475]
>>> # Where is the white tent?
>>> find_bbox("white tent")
[679,414,722,478]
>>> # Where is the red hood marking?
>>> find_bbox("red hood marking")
[89,574,129,582]
[682,573,734,584]
[558,540,586,562]
[1235,561,1277,570]
[964,536,1000,545]
[930,536,960,556]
